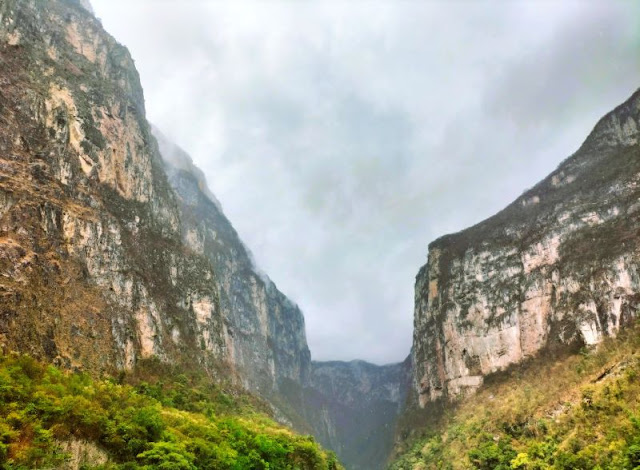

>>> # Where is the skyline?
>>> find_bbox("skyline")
[91,0,640,364]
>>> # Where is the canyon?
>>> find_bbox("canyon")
[0,0,639,468]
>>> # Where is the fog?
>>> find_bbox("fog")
[91,0,640,364]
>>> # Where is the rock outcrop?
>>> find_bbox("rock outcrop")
[413,89,640,406]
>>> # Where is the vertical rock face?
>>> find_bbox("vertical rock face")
[0,6,411,468]
[0,0,312,395]
[153,130,411,469]
[154,130,311,396]
[413,89,640,406]
[0,0,203,372]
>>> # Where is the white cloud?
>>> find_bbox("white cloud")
[92,0,640,364]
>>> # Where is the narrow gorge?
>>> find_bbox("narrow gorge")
[1,0,639,469]
[0,1,408,468]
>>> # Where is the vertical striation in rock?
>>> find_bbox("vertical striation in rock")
[0,0,314,403]
[0,0,312,392]
[0,4,409,468]
[412,89,640,406]
[153,129,411,469]
[153,129,311,397]
[0,0,206,372]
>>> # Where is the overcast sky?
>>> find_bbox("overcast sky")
[91,0,640,365]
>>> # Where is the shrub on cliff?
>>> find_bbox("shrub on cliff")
[390,325,640,470]
[0,353,342,469]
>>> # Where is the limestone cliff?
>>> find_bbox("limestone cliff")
[413,89,640,406]
[0,3,409,468]
[0,0,311,397]
[152,130,410,469]
[153,129,311,398]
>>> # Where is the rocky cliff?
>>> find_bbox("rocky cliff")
[413,88,640,406]
[154,129,311,399]
[153,131,411,469]
[0,0,311,398]
[0,2,409,468]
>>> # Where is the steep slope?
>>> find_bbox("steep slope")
[0,353,343,470]
[412,88,640,407]
[153,130,411,469]
[0,2,410,468]
[0,0,202,372]
[393,325,640,469]
[0,0,314,401]
[154,129,311,402]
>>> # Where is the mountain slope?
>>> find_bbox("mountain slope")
[0,353,342,469]
[0,2,409,468]
[412,88,640,407]
[392,325,640,469]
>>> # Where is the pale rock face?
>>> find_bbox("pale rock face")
[154,130,412,469]
[58,439,108,470]
[413,88,640,406]
[66,21,101,64]
[78,0,94,14]
[0,0,223,373]
[0,3,412,469]
[158,133,312,394]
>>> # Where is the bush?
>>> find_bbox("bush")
[0,353,344,469]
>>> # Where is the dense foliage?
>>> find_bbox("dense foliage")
[0,354,342,469]
[392,326,640,470]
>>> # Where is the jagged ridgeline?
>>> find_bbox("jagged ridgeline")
[0,0,409,468]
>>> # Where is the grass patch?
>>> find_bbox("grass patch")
[391,325,640,469]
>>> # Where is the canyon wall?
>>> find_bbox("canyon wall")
[155,129,311,399]
[154,130,410,469]
[0,2,408,468]
[301,359,411,470]
[412,89,640,406]
[0,0,311,398]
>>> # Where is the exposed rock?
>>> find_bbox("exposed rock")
[0,3,409,469]
[57,439,109,470]
[154,128,411,469]
[0,0,310,397]
[412,89,640,406]
[154,128,311,397]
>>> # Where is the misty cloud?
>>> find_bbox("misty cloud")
[92,0,640,364]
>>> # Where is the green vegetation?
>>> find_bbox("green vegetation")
[0,354,342,469]
[392,326,640,470]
